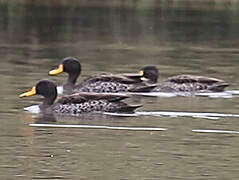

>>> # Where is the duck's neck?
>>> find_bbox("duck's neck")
[150,77,158,84]
[40,96,56,110]
[63,82,75,94]
[67,73,79,85]
[63,73,79,93]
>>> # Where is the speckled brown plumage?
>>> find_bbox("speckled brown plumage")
[19,80,141,115]
[139,65,229,92]
[49,57,155,94]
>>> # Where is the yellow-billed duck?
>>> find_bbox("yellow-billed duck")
[139,65,229,92]
[49,57,155,94]
[19,79,141,115]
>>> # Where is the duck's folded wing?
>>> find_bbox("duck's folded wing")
[165,74,225,84]
[57,92,129,104]
[119,73,143,80]
[81,73,143,85]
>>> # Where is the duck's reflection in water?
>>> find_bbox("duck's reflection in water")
[32,111,132,125]
[28,112,168,131]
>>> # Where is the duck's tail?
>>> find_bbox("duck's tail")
[117,104,142,113]
[208,82,230,92]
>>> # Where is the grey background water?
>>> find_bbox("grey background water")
[1,0,239,179]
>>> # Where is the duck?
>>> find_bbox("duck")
[19,79,141,115]
[49,57,155,94]
[139,65,229,92]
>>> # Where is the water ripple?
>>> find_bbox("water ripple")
[131,90,239,98]
[192,129,239,134]
[104,111,239,120]
[23,105,239,120]
[29,123,167,131]
[138,111,239,119]
[135,111,239,120]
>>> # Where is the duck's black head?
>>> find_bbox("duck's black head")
[49,57,81,85]
[140,65,159,83]
[19,79,57,108]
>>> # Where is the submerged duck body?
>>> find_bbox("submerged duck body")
[19,80,141,115]
[49,57,155,94]
[139,65,229,93]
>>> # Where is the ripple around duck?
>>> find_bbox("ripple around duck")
[23,104,239,120]
[106,111,239,120]
[136,111,239,120]
[24,105,40,114]
[29,123,168,131]
[131,90,239,99]
[195,90,239,98]
[192,129,239,134]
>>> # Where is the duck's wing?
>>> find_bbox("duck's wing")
[99,72,144,80]
[164,74,225,84]
[57,92,129,104]
[81,73,143,85]
[118,73,143,80]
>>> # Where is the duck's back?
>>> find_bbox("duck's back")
[155,74,229,92]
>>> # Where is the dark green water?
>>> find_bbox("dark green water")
[1,0,239,179]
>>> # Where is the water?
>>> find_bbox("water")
[1,0,239,179]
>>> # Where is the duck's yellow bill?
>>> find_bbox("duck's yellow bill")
[49,64,64,75]
[19,86,36,98]
[139,70,144,76]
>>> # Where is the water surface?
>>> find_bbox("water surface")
[1,0,239,179]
